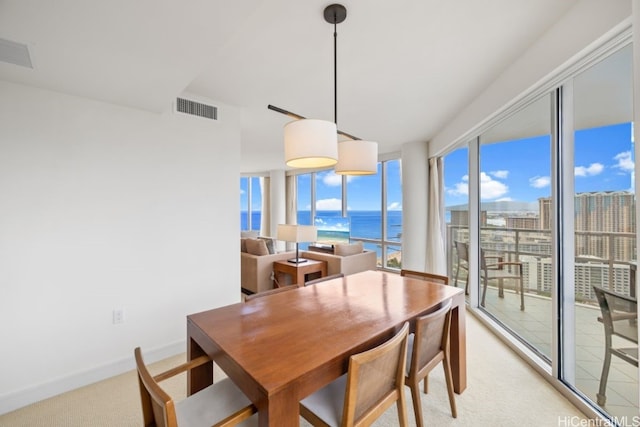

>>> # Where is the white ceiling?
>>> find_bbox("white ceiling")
[0,0,580,173]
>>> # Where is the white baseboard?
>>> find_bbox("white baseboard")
[0,340,185,416]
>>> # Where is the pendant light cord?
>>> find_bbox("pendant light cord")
[333,17,338,126]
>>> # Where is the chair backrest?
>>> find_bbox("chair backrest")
[454,241,469,264]
[135,347,182,427]
[342,322,409,426]
[400,269,448,285]
[244,284,299,301]
[305,273,344,286]
[593,286,638,344]
[408,300,452,376]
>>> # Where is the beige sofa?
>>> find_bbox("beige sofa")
[241,236,296,294]
[241,251,295,294]
[301,243,377,276]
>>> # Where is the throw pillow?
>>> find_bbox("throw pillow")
[245,238,269,256]
[258,237,276,254]
[334,241,363,256]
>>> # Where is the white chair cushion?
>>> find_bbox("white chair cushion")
[406,333,415,374]
[175,378,257,427]
[299,374,347,427]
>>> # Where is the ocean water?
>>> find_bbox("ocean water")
[241,210,403,258]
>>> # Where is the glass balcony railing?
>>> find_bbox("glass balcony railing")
[446,224,638,420]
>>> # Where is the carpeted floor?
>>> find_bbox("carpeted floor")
[0,313,588,426]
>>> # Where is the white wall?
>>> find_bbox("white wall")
[0,81,242,413]
[430,0,632,154]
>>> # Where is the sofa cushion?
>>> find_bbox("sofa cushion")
[334,241,363,256]
[240,238,248,253]
[245,238,269,256]
[258,237,276,254]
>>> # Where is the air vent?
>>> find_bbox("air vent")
[176,97,217,120]
[0,38,33,68]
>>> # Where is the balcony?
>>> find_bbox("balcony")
[447,225,638,420]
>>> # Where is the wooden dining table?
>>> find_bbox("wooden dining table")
[187,270,466,427]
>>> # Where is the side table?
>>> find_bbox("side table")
[273,259,327,286]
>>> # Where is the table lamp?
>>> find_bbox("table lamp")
[277,224,318,264]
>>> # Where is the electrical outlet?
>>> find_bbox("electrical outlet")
[112,308,125,324]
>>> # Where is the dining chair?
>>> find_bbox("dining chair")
[592,286,638,406]
[480,248,524,310]
[299,322,410,427]
[305,273,344,286]
[453,241,469,294]
[244,284,299,301]
[400,269,448,285]
[405,300,456,427]
[134,347,257,427]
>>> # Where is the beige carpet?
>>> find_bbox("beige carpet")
[0,314,587,427]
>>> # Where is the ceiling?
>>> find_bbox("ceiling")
[0,0,580,173]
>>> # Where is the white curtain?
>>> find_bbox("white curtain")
[260,176,270,237]
[426,157,446,274]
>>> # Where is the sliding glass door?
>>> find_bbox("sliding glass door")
[477,94,553,360]
[569,43,637,419]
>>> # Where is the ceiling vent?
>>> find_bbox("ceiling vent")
[0,38,33,68]
[175,97,218,120]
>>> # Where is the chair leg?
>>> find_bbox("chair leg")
[597,349,612,406]
[409,381,425,427]
[454,265,460,289]
[396,383,409,427]
[464,274,469,295]
[443,357,458,418]
[481,276,487,307]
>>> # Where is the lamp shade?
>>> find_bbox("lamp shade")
[334,140,378,175]
[284,119,338,168]
[277,224,318,243]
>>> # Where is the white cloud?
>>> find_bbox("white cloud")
[480,172,508,200]
[447,172,508,199]
[447,175,469,197]
[529,176,550,188]
[496,197,513,202]
[575,163,604,177]
[240,189,245,195]
[387,202,401,210]
[491,170,509,179]
[614,151,634,173]
[316,198,341,210]
[319,171,354,186]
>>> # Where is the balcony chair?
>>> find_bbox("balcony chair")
[134,347,257,427]
[480,248,524,311]
[405,300,456,427]
[299,322,410,427]
[400,269,449,285]
[592,286,638,406]
[453,241,469,294]
[244,284,299,301]
[305,273,345,286]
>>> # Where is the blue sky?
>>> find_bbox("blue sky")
[444,122,634,207]
[242,123,633,213]
[296,160,403,211]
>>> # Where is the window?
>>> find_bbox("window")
[293,159,402,269]
[240,176,263,232]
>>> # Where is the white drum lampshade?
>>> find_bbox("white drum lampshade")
[277,224,318,264]
[284,119,338,169]
[334,140,378,175]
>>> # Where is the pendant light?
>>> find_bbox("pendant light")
[269,4,378,175]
